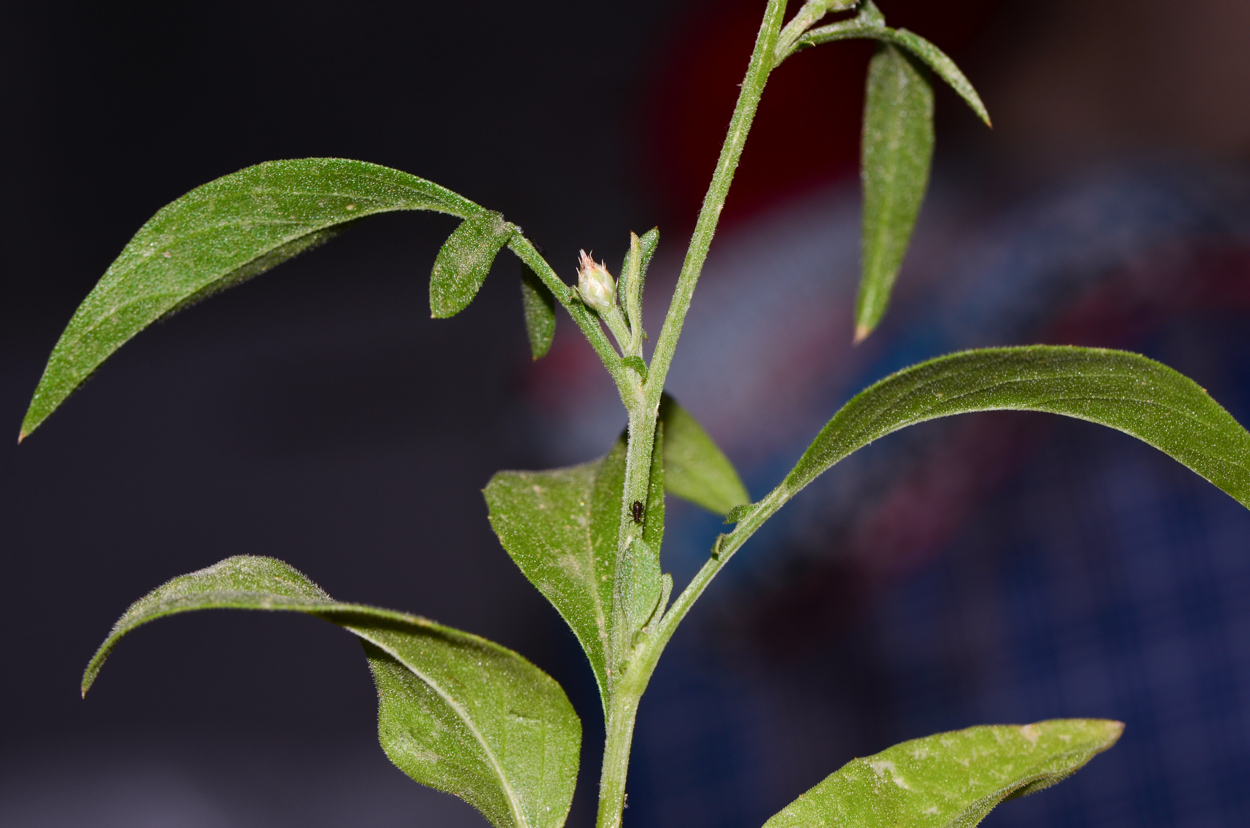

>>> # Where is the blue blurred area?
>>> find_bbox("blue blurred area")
[524,161,1250,827]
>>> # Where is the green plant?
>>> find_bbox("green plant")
[21,1,1250,826]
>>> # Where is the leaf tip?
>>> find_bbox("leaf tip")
[853,323,872,345]
[17,429,27,444]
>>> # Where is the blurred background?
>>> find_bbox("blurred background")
[3,0,1250,826]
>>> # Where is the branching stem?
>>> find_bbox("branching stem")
[594,1,790,826]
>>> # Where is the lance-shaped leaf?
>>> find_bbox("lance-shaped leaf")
[764,719,1123,828]
[617,228,659,346]
[855,44,934,342]
[84,555,580,828]
[485,432,668,708]
[744,347,1250,534]
[793,2,990,127]
[430,210,515,318]
[21,158,489,440]
[659,394,750,515]
[520,262,557,359]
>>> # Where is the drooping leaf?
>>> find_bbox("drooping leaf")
[763,719,1122,828]
[856,43,934,342]
[430,210,515,318]
[756,347,1250,528]
[85,555,580,828]
[21,158,486,439]
[484,441,627,706]
[794,2,990,127]
[659,394,750,515]
[520,262,556,359]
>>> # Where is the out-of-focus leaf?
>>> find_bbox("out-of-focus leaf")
[659,394,750,515]
[856,43,934,342]
[21,158,484,439]
[84,555,580,828]
[794,2,990,127]
[520,263,556,359]
[764,719,1123,828]
[759,347,1250,526]
[430,210,515,318]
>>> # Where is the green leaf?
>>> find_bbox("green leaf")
[618,228,658,342]
[485,429,670,708]
[484,441,626,707]
[659,394,751,515]
[520,262,556,359]
[769,346,1250,521]
[856,43,934,342]
[763,719,1123,828]
[20,158,487,440]
[84,555,580,828]
[430,210,515,318]
[618,425,666,639]
[795,3,990,127]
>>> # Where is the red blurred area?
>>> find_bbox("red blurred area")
[642,0,1002,227]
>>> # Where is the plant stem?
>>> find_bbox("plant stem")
[508,235,642,408]
[595,3,790,827]
[595,689,643,828]
[644,0,789,412]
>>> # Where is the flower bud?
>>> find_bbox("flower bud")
[577,250,616,315]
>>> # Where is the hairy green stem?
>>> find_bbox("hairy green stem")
[594,2,790,827]
[643,0,789,412]
[508,236,642,408]
[653,485,788,654]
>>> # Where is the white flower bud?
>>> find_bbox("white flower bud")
[576,250,616,315]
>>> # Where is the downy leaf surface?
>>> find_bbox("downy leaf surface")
[659,394,750,515]
[430,210,515,318]
[856,44,934,341]
[21,158,490,439]
[764,719,1122,828]
[520,262,557,359]
[485,441,627,705]
[486,430,669,708]
[761,347,1250,524]
[84,555,580,828]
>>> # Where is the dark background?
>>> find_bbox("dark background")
[3,1,1250,826]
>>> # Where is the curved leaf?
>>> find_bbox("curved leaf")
[795,3,990,127]
[84,555,580,828]
[430,210,515,318]
[520,262,557,359]
[856,43,934,342]
[764,719,1122,828]
[752,347,1250,528]
[21,158,486,440]
[659,394,750,515]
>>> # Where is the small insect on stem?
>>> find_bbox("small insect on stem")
[631,500,645,524]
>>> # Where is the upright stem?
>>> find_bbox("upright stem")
[643,0,789,410]
[594,3,790,827]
